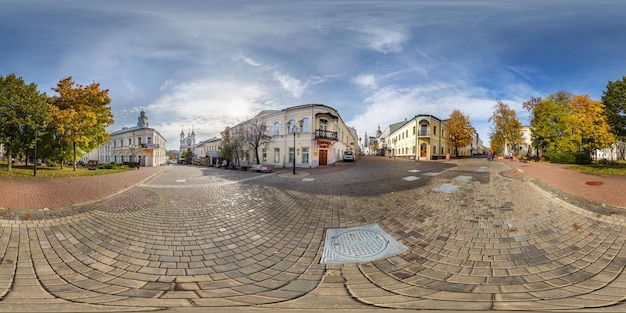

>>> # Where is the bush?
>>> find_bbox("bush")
[545,152,592,164]
[99,163,117,169]
[45,160,58,167]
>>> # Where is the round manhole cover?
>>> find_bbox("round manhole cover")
[331,230,389,258]
[585,181,603,186]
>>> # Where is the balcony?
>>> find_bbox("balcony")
[418,131,429,137]
[315,129,338,141]
[140,143,159,149]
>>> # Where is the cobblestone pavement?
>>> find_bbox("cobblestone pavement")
[2,157,626,312]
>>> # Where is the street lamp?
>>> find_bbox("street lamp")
[286,119,304,175]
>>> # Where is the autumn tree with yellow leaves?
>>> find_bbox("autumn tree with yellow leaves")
[48,77,114,170]
[488,100,522,156]
[569,95,615,154]
[446,109,474,157]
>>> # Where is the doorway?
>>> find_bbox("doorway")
[319,150,327,166]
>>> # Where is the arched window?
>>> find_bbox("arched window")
[301,118,310,132]
[287,119,296,134]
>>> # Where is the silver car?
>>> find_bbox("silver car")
[343,150,354,162]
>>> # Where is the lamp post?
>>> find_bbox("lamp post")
[286,119,304,175]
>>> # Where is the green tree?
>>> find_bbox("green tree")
[48,77,114,170]
[447,109,474,157]
[0,73,49,172]
[601,75,626,159]
[570,94,615,154]
[528,91,578,153]
[488,100,522,156]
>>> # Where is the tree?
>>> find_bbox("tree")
[446,109,474,157]
[527,91,578,153]
[570,95,615,154]
[243,119,271,164]
[601,75,626,159]
[48,77,114,170]
[0,73,49,172]
[488,100,522,156]
[220,126,245,166]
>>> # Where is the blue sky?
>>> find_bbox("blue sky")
[2,0,625,150]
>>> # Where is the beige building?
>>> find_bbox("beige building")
[386,114,482,160]
[228,104,357,168]
[86,111,168,167]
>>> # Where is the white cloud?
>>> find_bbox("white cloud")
[353,74,378,89]
[354,26,408,54]
[236,54,263,67]
[273,72,306,98]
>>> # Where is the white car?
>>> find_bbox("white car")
[343,150,354,162]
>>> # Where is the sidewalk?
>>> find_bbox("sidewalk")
[501,158,626,210]
[0,166,165,213]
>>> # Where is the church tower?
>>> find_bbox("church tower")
[137,111,149,128]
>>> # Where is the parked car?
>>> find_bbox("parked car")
[343,150,354,162]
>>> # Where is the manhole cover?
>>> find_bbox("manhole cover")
[321,224,406,264]
[585,181,603,186]
[331,230,389,258]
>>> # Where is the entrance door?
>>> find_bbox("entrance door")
[420,143,428,158]
[319,150,327,166]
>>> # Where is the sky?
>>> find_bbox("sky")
[2,0,625,151]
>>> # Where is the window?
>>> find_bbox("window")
[434,126,437,136]
[420,125,428,136]
[148,137,152,144]
[273,122,280,135]
[113,141,116,148]
[301,118,310,132]
[320,119,328,131]
[302,147,309,163]
[288,147,295,163]
[120,140,123,147]
[262,149,267,162]
[138,137,142,144]
[412,126,415,135]
[128,138,132,145]
[274,148,280,163]
[287,119,296,134]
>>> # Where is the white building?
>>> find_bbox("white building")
[228,104,357,168]
[84,111,168,167]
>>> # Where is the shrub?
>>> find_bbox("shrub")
[545,152,592,164]
[98,163,116,169]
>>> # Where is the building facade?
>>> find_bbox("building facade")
[85,111,168,167]
[227,104,357,168]
[385,114,482,160]
[193,136,222,166]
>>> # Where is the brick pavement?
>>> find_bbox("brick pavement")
[1,158,626,312]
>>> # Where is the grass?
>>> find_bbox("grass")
[567,160,626,176]
[0,162,129,178]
